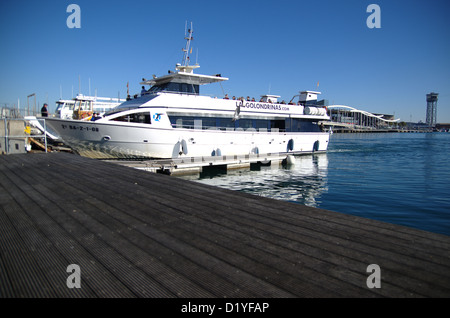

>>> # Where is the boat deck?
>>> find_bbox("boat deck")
[1,152,450,298]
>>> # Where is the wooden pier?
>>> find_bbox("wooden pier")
[1,152,450,299]
[103,152,292,175]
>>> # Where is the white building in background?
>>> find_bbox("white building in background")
[327,105,400,129]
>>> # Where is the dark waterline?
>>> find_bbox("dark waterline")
[181,133,450,236]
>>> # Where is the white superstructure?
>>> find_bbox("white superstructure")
[45,23,331,159]
[54,94,125,120]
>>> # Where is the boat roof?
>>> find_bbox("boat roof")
[140,65,228,87]
[300,90,321,95]
[56,99,75,104]
[57,94,125,104]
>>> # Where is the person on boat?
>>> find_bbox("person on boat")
[91,112,101,121]
[223,94,229,100]
[41,103,48,117]
[141,86,146,96]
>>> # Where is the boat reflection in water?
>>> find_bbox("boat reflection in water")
[181,154,329,208]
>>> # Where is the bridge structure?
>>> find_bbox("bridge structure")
[323,105,401,132]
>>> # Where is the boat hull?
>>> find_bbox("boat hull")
[45,118,330,159]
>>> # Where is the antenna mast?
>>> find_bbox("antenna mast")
[181,22,194,67]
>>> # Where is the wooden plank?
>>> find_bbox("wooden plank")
[68,156,450,296]
[0,152,449,298]
[29,137,51,152]
[15,154,293,297]
[0,162,136,297]
[22,155,355,296]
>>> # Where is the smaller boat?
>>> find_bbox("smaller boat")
[26,94,125,140]
[54,94,126,120]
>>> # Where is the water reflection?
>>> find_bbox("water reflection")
[180,154,329,207]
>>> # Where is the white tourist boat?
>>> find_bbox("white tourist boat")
[45,24,331,159]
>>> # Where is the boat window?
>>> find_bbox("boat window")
[218,118,235,129]
[287,118,321,132]
[112,112,151,124]
[271,120,285,131]
[301,121,321,132]
[255,119,270,130]
[238,119,253,129]
[79,101,89,110]
[148,82,199,94]
[172,116,195,129]
[170,115,280,131]
[201,118,217,129]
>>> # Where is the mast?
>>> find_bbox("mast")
[181,22,194,67]
[177,22,199,74]
[180,22,195,92]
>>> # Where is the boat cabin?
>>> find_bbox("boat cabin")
[140,63,228,96]
[299,91,321,106]
[54,95,94,120]
[54,99,76,119]
[260,94,281,104]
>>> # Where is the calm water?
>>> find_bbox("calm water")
[181,133,450,236]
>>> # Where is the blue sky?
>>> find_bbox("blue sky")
[1,0,449,122]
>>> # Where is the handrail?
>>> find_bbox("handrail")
[1,117,48,154]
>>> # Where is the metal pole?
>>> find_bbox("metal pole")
[4,118,8,154]
[43,119,48,153]
[27,93,36,117]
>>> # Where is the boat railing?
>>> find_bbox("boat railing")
[1,117,49,154]
[140,90,200,98]
[1,104,41,118]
